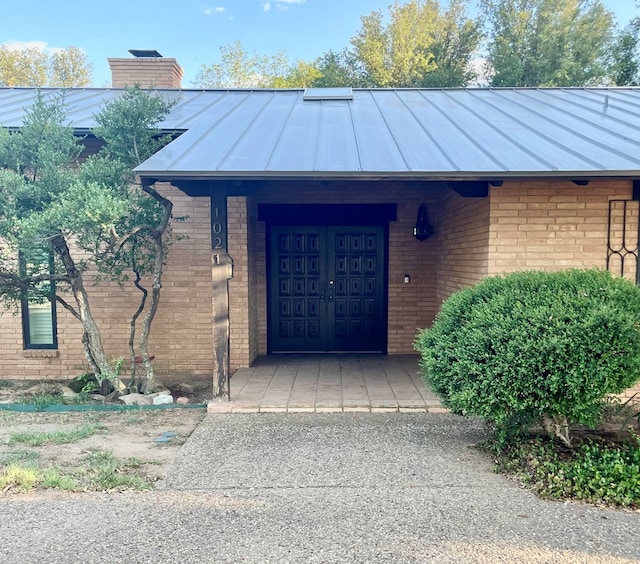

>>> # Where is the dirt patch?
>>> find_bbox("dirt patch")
[0,408,206,493]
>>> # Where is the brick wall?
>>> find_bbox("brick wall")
[488,180,633,275]
[108,58,183,88]
[228,196,254,370]
[435,188,491,306]
[0,183,214,381]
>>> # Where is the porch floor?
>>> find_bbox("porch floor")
[207,354,445,413]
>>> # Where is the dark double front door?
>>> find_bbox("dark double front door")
[269,226,386,353]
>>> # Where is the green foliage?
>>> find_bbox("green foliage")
[610,17,640,86]
[416,269,640,438]
[311,50,369,88]
[17,391,63,410]
[92,86,175,169]
[481,0,615,86]
[350,0,481,87]
[41,468,77,491]
[193,40,305,88]
[0,92,83,308]
[0,45,92,87]
[487,435,640,508]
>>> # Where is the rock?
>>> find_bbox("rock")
[59,386,77,398]
[149,390,171,399]
[153,394,174,405]
[176,383,194,395]
[120,393,153,406]
[176,397,189,405]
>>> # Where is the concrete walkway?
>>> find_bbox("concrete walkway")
[1,414,639,563]
[209,354,445,414]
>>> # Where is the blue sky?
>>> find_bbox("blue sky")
[0,0,637,87]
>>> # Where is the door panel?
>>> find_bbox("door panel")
[269,225,386,353]
[271,227,326,351]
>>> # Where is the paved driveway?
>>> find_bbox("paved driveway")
[1,414,639,563]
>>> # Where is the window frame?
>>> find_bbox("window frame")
[19,249,58,350]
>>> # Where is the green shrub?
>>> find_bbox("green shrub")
[416,269,640,442]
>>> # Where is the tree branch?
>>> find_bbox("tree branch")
[54,294,80,321]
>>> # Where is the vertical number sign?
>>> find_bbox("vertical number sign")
[211,194,228,253]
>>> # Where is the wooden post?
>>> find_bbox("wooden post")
[210,194,232,399]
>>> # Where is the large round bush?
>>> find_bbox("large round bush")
[416,269,640,434]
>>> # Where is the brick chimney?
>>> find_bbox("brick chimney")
[108,49,183,89]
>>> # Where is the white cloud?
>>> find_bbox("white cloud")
[201,4,225,15]
[1,40,67,55]
[263,0,305,12]
[3,40,48,51]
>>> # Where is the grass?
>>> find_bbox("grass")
[81,449,154,491]
[17,391,64,410]
[0,449,156,493]
[8,424,103,446]
[41,468,77,491]
[0,465,40,492]
[0,448,41,465]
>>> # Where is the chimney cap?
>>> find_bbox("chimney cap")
[128,49,163,58]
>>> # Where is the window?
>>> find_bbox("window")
[20,248,57,349]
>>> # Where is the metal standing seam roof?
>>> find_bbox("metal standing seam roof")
[0,86,640,179]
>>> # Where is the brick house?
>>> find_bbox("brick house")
[1,53,639,398]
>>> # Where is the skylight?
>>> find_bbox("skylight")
[303,88,353,101]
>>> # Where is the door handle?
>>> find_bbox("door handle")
[328,279,334,301]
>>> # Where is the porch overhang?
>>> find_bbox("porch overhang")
[143,173,640,200]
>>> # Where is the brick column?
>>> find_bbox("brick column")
[228,196,253,369]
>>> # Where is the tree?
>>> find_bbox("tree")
[350,0,481,87]
[481,0,615,87]
[87,87,177,393]
[193,40,326,89]
[310,50,368,87]
[0,88,174,393]
[0,45,92,87]
[49,47,93,87]
[193,40,289,88]
[610,18,640,86]
[274,60,322,88]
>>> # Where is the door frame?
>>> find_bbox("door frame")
[260,204,396,355]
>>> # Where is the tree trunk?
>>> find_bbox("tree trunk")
[51,234,113,383]
[138,234,161,393]
[128,262,148,391]
[137,181,173,393]
[543,414,572,448]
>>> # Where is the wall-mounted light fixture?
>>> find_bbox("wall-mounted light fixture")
[413,204,433,241]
